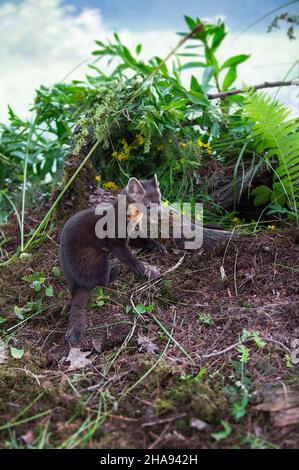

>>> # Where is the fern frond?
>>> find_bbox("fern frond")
[244,92,299,214]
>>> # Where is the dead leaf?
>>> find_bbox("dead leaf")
[21,430,34,445]
[92,338,102,353]
[0,340,8,364]
[172,249,184,255]
[138,334,159,355]
[64,348,93,371]
[190,418,209,431]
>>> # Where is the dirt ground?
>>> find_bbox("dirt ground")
[0,211,298,449]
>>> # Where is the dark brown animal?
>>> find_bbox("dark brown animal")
[59,176,166,345]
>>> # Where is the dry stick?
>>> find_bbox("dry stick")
[207,79,299,100]
[142,413,187,428]
[202,335,291,359]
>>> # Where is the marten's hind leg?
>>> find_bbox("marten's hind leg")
[67,286,90,346]
[109,261,121,283]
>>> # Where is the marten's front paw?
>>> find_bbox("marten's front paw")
[149,240,167,254]
[144,263,161,279]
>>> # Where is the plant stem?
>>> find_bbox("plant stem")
[22,139,101,252]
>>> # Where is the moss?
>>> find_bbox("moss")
[153,398,176,414]
[145,362,228,424]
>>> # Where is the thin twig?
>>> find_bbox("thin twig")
[207,79,299,100]
[142,413,186,428]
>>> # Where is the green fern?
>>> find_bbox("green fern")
[244,92,299,216]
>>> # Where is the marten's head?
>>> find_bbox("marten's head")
[124,175,161,222]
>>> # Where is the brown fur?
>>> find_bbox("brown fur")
[59,176,166,345]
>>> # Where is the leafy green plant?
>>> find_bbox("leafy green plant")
[245,92,299,220]
[22,272,54,297]
[198,312,214,325]
[180,16,250,95]
[0,13,298,250]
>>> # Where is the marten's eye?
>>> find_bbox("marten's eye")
[146,203,151,209]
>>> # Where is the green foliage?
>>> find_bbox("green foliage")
[244,92,299,219]
[180,16,250,93]
[211,420,232,442]
[22,272,54,297]
[0,14,298,232]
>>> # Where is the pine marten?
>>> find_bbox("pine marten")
[59,175,166,345]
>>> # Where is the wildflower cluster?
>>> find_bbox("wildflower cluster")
[196,138,212,154]
[103,181,118,190]
[112,134,145,161]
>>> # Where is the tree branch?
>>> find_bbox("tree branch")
[207,79,299,100]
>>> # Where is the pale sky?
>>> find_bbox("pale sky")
[0,0,298,121]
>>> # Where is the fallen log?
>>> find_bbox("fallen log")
[88,188,236,253]
[207,162,271,210]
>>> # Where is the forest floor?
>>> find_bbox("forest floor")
[0,210,298,449]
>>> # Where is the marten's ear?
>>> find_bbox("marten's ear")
[126,177,146,201]
[152,174,159,187]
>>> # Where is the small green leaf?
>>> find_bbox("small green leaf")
[145,304,155,312]
[251,332,266,348]
[232,393,249,421]
[14,305,24,320]
[10,347,24,359]
[202,66,215,90]
[237,345,250,363]
[0,211,9,225]
[211,24,226,51]
[221,54,250,69]
[45,286,54,297]
[125,305,132,314]
[135,304,147,314]
[211,420,232,442]
[251,185,272,206]
[190,75,204,94]
[222,65,237,91]
[52,266,61,278]
[179,61,206,71]
[32,280,43,292]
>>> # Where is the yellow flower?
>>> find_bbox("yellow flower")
[205,144,212,154]
[111,138,132,161]
[95,175,101,182]
[103,181,118,190]
[232,217,241,223]
[267,225,276,230]
[135,133,145,146]
[196,138,212,154]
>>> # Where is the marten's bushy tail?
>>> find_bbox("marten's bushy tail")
[66,287,90,345]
